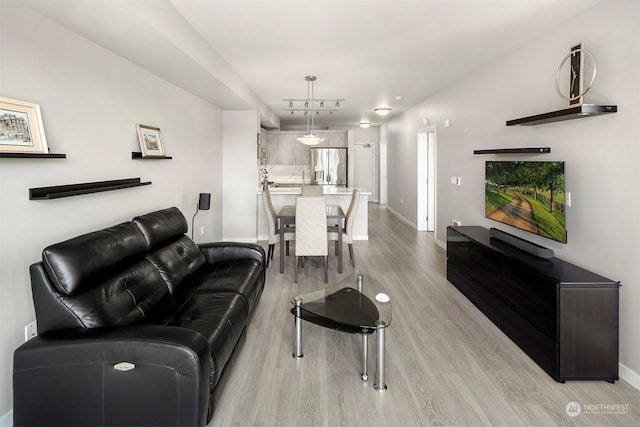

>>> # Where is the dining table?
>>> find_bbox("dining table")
[276,204,345,275]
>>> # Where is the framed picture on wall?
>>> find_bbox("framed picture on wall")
[136,124,166,157]
[0,97,49,154]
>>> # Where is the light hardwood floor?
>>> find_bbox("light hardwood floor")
[210,204,640,426]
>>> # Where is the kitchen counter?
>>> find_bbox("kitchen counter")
[257,187,370,241]
[257,186,368,195]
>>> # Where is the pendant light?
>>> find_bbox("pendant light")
[284,76,345,145]
[296,76,324,145]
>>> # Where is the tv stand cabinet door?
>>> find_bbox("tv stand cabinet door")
[503,260,558,341]
[559,285,619,381]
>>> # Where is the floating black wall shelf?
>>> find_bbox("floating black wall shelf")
[506,104,617,126]
[30,178,151,200]
[474,147,551,155]
[131,152,172,159]
[0,153,66,159]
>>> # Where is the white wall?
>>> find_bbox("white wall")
[381,0,640,387]
[0,3,224,421]
[222,110,260,242]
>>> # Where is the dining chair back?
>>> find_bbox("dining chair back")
[301,185,324,197]
[328,189,360,267]
[262,189,295,267]
[294,196,328,283]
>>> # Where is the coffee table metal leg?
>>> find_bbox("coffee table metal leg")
[361,334,368,381]
[374,321,387,392]
[293,298,304,359]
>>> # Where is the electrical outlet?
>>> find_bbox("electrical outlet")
[200,226,204,235]
[566,192,572,207]
[24,321,37,342]
[452,220,462,226]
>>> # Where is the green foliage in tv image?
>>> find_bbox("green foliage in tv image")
[485,161,566,243]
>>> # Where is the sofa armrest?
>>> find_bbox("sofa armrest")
[13,325,211,427]
[198,242,265,266]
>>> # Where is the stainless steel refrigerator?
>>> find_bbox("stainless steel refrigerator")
[310,147,348,186]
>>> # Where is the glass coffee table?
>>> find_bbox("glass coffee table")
[290,271,392,391]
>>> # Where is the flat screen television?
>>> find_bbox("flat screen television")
[485,161,566,243]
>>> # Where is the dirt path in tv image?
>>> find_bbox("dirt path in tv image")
[487,193,538,233]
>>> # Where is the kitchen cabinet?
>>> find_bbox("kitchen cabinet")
[264,131,346,164]
[277,133,296,164]
[294,137,311,164]
[266,133,278,164]
[276,133,311,165]
[325,132,347,147]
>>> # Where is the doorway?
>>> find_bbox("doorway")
[417,127,436,232]
[353,143,376,201]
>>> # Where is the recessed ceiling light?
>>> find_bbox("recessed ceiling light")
[359,122,371,128]
[374,108,392,116]
[394,95,403,101]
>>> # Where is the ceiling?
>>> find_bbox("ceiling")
[21,0,601,129]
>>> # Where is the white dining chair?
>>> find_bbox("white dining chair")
[328,189,360,268]
[295,196,328,283]
[301,185,324,197]
[262,189,295,268]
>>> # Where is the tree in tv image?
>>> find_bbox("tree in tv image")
[485,161,566,243]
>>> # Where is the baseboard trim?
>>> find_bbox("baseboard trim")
[619,362,640,391]
[0,410,12,427]
[386,207,417,229]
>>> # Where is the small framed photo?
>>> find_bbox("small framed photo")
[0,96,49,154]
[136,124,166,157]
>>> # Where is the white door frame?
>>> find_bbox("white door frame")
[379,141,388,205]
[417,126,437,232]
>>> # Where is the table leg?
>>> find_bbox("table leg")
[374,320,387,392]
[279,220,285,274]
[338,221,343,273]
[361,334,368,381]
[293,298,303,359]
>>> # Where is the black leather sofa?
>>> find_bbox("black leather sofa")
[13,207,266,427]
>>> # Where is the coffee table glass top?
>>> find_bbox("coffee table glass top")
[290,271,391,334]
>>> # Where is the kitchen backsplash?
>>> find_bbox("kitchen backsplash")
[259,164,312,185]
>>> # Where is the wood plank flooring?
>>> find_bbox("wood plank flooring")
[210,204,640,426]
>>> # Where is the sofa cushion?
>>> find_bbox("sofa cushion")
[146,236,205,294]
[183,259,264,313]
[168,293,248,387]
[42,222,148,295]
[132,206,188,249]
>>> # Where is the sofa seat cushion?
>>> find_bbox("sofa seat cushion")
[168,293,248,387]
[182,259,264,312]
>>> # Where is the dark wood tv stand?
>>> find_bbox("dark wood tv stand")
[446,226,619,383]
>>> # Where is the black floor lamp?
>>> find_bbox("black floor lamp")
[191,193,211,239]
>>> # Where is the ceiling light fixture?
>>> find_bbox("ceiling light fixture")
[374,108,392,116]
[359,122,371,128]
[284,76,345,146]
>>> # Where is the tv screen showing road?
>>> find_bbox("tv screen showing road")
[485,161,566,243]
